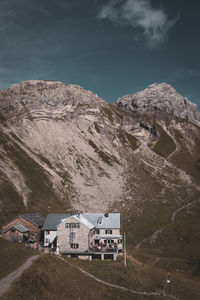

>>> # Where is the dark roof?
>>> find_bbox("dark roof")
[42,214,69,231]
[21,213,45,227]
[2,213,45,228]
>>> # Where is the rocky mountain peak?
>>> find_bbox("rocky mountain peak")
[0,80,105,126]
[117,83,200,126]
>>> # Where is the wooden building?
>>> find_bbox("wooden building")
[2,213,45,242]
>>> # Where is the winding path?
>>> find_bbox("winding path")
[0,255,39,297]
[135,202,195,249]
[0,252,181,299]
[58,256,180,299]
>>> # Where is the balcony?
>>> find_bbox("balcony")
[89,244,118,253]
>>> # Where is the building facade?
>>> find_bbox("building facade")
[2,213,45,242]
[57,212,123,260]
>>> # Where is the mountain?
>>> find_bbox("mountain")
[117,83,200,126]
[0,80,200,267]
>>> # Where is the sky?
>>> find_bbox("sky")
[0,0,200,108]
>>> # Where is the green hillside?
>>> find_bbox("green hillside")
[0,238,36,279]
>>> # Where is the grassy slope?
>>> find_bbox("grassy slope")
[0,174,25,225]
[72,254,200,300]
[171,127,200,184]
[2,255,141,300]
[0,238,36,279]
[1,246,199,300]
[0,132,68,224]
[148,201,200,273]
[152,123,176,158]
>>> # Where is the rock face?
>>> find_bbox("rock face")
[117,83,200,126]
[0,80,103,126]
[0,80,200,252]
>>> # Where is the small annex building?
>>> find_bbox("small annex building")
[2,213,45,242]
[42,214,69,247]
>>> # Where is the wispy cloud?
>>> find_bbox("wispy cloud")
[98,0,179,48]
[171,68,200,79]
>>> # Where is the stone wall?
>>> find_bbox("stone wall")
[57,216,90,253]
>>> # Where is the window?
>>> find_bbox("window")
[46,230,50,235]
[95,229,100,234]
[105,230,112,234]
[71,243,79,249]
[65,223,80,228]
[118,239,122,244]
[45,238,50,243]
[97,217,103,224]
[70,232,76,238]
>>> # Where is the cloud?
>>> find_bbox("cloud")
[98,0,179,48]
[171,68,200,79]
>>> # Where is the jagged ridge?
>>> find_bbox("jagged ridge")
[117,83,200,126]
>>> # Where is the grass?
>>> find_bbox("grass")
[0,174,25,225]
[102,107,114,124]
[94,122,100,133]
[0,132,68,224]
[68,255,166,293]
[152,123,176,158]
[88,139,114,166]
[117,128,140,151]
[151,202,200,265]
[0,238,36,280]
[65,253,200,300]
[1,244,199,300]
[2,255,138,300]
[170,128,200,184]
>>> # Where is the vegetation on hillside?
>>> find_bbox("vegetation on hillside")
[0,132,70,224]
[152,123,176,158]
[2,251,200,300]
[0,238,36,279]
[1,255,135,300]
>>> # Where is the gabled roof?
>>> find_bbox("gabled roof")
[61,214,94,230]
[21,213,45,227]
[3,223,29,234]
[42,214,69,230]
[2,213,45,228]
[42,212,120,231]
[83,213,120,229]
[14,224,29,233]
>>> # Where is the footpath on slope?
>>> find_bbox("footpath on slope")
[0,251,180,299]
[135,201,195,249]
[0,255,39,297]
[57,256,180,300]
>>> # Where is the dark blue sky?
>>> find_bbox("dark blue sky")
[0,0,200,108]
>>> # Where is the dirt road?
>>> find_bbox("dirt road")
[0,255,39,297]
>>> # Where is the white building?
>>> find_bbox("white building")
[42,214,69,247]
[43,212,123,260]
